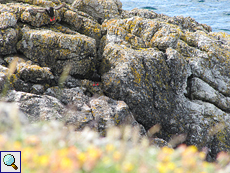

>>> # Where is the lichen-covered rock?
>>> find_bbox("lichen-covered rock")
[0,28,19,55]
[0,102,29,133]
[17,27,97,76]
[63,10,101,45]
[100,9,230,160]
[43,87,145,135]
[89,95,145,136]
[121,8,211,33]
[5,90,65,122]
[31,84,45,94]
[17,62,55,84]
[1,0,230,159]
[0,63,31,93]
[3,55,55,92]
[0,12,17,29]
[21,4,65,27]
[72,0,122,23]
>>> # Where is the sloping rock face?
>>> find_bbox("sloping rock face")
[72,0,122,23]
[0,0,230,159]
[100,10,230,160]
[17,27,96,76]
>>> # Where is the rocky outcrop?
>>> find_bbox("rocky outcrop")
[100,10,230,160]
[0,0,230,159]
[72,0,122,24]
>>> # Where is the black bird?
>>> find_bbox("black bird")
[28,3,66,22]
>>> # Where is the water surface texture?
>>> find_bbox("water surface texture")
[121,0,230,34]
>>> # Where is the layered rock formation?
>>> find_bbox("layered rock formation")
[0,0,229,160]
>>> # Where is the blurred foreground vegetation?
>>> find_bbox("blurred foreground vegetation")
[1,116,230,173]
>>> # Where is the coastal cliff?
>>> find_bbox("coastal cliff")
[0,0,230,161]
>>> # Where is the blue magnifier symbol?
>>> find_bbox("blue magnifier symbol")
[3,154,18,170]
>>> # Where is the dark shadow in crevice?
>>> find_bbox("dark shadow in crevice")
[184,74,194,99]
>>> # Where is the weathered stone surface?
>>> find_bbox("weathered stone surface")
[17,62,54,84]
[6,90,65,122]
[1,0,230,159]
[0,12,17,29]
[31,84,45,94]
[99,11,230,160]
[4,55,55,92]
[0,28,19,55]
[89,95,145,136]
[63,10,101,45]
[0,102,28,133]
[3,87,144,135]
[121,8,211,33]
[72,0,122,23]
[21,2,65,27]
[17,27,97,76]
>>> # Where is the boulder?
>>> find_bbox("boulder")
[3,87,145,136]
[100,12,230,159]
[17,26,97,77]
[63,9,102,46]
[0,27,19,55]
[89,95,145,136]
[0,102,29,133]
[5,90,65,122]
[72,0,122,23]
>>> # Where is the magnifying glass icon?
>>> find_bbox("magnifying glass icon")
[3,154,18,170]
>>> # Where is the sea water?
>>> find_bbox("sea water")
[121,0,230,34]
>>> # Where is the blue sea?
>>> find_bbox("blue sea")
[121,0,230,34]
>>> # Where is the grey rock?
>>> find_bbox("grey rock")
[89,95,144,136]
[31,84,45,95]
[17,27,97,77]
[72,0,122,23]
[63,10,101,45]
[64,75,81,88]
[17,62,55,84]
[20,1,64,27]
[0,12,17,29]
[1,0,230,159]
[0,28,19,55]
[5,90,65,122]
[99,11,230,159]
[0,102,29,133]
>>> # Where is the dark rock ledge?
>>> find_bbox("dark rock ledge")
[0,0,230,161]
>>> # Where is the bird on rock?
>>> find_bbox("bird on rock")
[28,3,66,22]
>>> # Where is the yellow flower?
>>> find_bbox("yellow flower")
[106,144,115,152]
[187,145,198,153]
[202,161,210,167]
[123,162,134,172]
[182,145,198,157]
[102,156,111,165]
[39,155,49,167]
[162,146,174,155]
[13,141,22,150]
[113,151,121,161]
[87,147,101,160]
[22,147,33,162]
[78,152,87,164]
[157,162,176,173]
[199,152,206,160]
[60,157,73,170]
[157,162,167,173]
[167,162,176,170]
[174,167,184,173]
[58,148,68,157]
